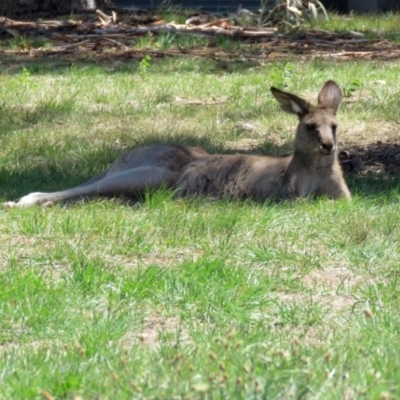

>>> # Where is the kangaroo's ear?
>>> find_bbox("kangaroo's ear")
[270,87,310,117]
[317,80,342,114]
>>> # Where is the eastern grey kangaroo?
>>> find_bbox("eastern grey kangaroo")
[3,80,351,208]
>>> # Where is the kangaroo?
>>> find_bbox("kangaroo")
[3,80,351,208]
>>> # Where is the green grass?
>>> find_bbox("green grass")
[0,35,53,51]
[319,12,400,41]
[1,29,400,399]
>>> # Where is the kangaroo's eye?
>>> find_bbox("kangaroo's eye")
[306,123,317,130]
[331,124,337,133]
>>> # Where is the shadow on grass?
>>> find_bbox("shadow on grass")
[347,175,400,202]
[0,53,262,77]
[0,132,294,202]
[0,134,216,200]
[2,132,399,203]
[339,141,400,200]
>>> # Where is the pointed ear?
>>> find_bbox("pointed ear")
[270,87,310,116]
[317,80,342,114]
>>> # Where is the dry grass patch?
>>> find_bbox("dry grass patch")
[120,313,192,349]
[341,121,400,145]
[302,266,364,293]
[0,338,59,356]
[274,292,355,316]
[105,248,204,271]
[293,324,336,348]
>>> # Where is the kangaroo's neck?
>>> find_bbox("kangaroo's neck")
[290,148,337,169]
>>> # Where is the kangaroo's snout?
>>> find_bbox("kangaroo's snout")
[317,124,336,155]
[319,140,335,155]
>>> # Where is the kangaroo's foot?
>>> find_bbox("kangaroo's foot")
[3,192,56,208]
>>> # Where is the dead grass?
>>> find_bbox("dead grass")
[103,248,204,271]
[120,313,192,348]
[0,338,58,356]
[302,267,364,293]
[274,292,355,315]
[341,121,400,145]
[295,324,336,348]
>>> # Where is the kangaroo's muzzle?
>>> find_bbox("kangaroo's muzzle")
[319,141,335,155]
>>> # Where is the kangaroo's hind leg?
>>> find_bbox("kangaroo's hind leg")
[3,166,176,208]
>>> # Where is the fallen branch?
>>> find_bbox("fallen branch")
[1,14,399,62]
[96,9,117,25]
[0,16,80,29]
[93,36,128,50]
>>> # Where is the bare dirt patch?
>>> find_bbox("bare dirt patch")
[267,267,366,319]
[276,292,355,315]
[120,312,192,349]
[0,337,60,356]
[294,324,335,347]
[106,248,204,271]
[302,267,364,293]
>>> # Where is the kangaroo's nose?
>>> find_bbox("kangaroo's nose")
[320,141,334,155]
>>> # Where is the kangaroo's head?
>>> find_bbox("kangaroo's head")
[271,81,342,158]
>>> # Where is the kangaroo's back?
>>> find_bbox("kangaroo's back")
[107,144,206,174]
[176,153,291,200]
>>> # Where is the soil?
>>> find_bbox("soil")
[339,140,400,176]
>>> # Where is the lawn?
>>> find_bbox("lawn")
[1,11,400,399]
